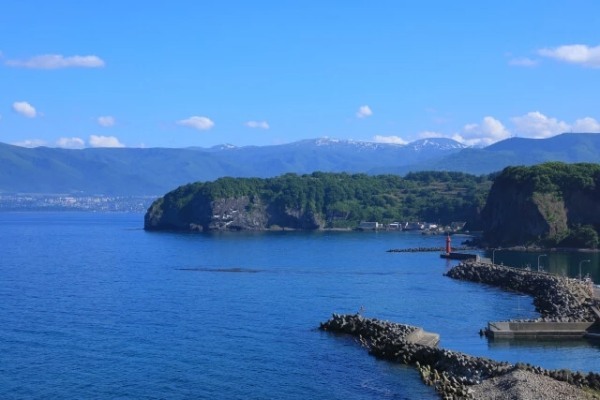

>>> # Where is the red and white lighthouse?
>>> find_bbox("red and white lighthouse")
[445,234,451,254]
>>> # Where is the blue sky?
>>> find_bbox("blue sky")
[1,1,600,149]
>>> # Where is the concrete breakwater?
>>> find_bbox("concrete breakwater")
[445,261,597,323]
[319,312,440,347]
[320,313,600,399]
[387,246,474,253]
[320,314,512,398]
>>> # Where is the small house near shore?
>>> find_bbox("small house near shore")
[358,221,381,230]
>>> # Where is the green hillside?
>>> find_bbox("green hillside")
[482,162,600,248]
[145,171,491,231]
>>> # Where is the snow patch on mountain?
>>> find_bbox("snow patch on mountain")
[408,138,469,151]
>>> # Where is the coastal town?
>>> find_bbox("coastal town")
[0,194,155,213]
[358,220,466,233]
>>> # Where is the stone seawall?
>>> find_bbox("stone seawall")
[445,262,596,322]
[320,313,600,399]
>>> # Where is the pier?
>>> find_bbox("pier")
[439,252,479,261]
[439,233,479,261]
[487,321,596,339]
[386,245,475,253]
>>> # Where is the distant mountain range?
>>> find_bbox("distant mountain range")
[0,133,599,195]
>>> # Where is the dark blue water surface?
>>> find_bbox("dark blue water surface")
[2,213,600,399]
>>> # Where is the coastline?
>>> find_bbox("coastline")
[320,313,600,399]
[321,261,600,399]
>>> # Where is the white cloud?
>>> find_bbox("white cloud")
[509,57,538,67]
[572,117,600,133]
[89,135,125,148]
[245,120,270,129]
[538,44,600,68]
[417,131,445,139]
[511,111,569,138]
[12,101,37,118]
[372,113,600,149]
[6,54,105,69]
[450,133,467,143]
[373,135,408,145]
[97,116,115,127]
[356,105,373,118]
[56,137,86,149]
[456,116,511,146]
[12,139,46,148]
[469,116,510,138]
[177,116,215,131]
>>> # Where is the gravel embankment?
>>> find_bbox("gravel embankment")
[471,369,600,400]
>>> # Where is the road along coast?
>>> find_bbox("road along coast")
[320,313,600,399]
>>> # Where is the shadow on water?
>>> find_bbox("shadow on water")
[178,267,263,273]
[177,266,405,276]
[488,337,600,350]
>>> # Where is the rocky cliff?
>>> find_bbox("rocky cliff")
[144,182,323,232]
[481,162,600,247]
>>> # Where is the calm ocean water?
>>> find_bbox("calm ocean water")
[2,212,600,399]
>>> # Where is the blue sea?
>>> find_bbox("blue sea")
[2,212,600,399]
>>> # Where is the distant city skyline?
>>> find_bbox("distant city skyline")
[1,1,600,149]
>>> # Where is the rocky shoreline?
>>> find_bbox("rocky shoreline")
[321,262,600,398]
[320,313,600,399]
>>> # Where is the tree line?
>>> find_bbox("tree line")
[164,171,492,229]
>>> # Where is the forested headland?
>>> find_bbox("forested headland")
[145,162,600,249]
[144,171,491,232]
